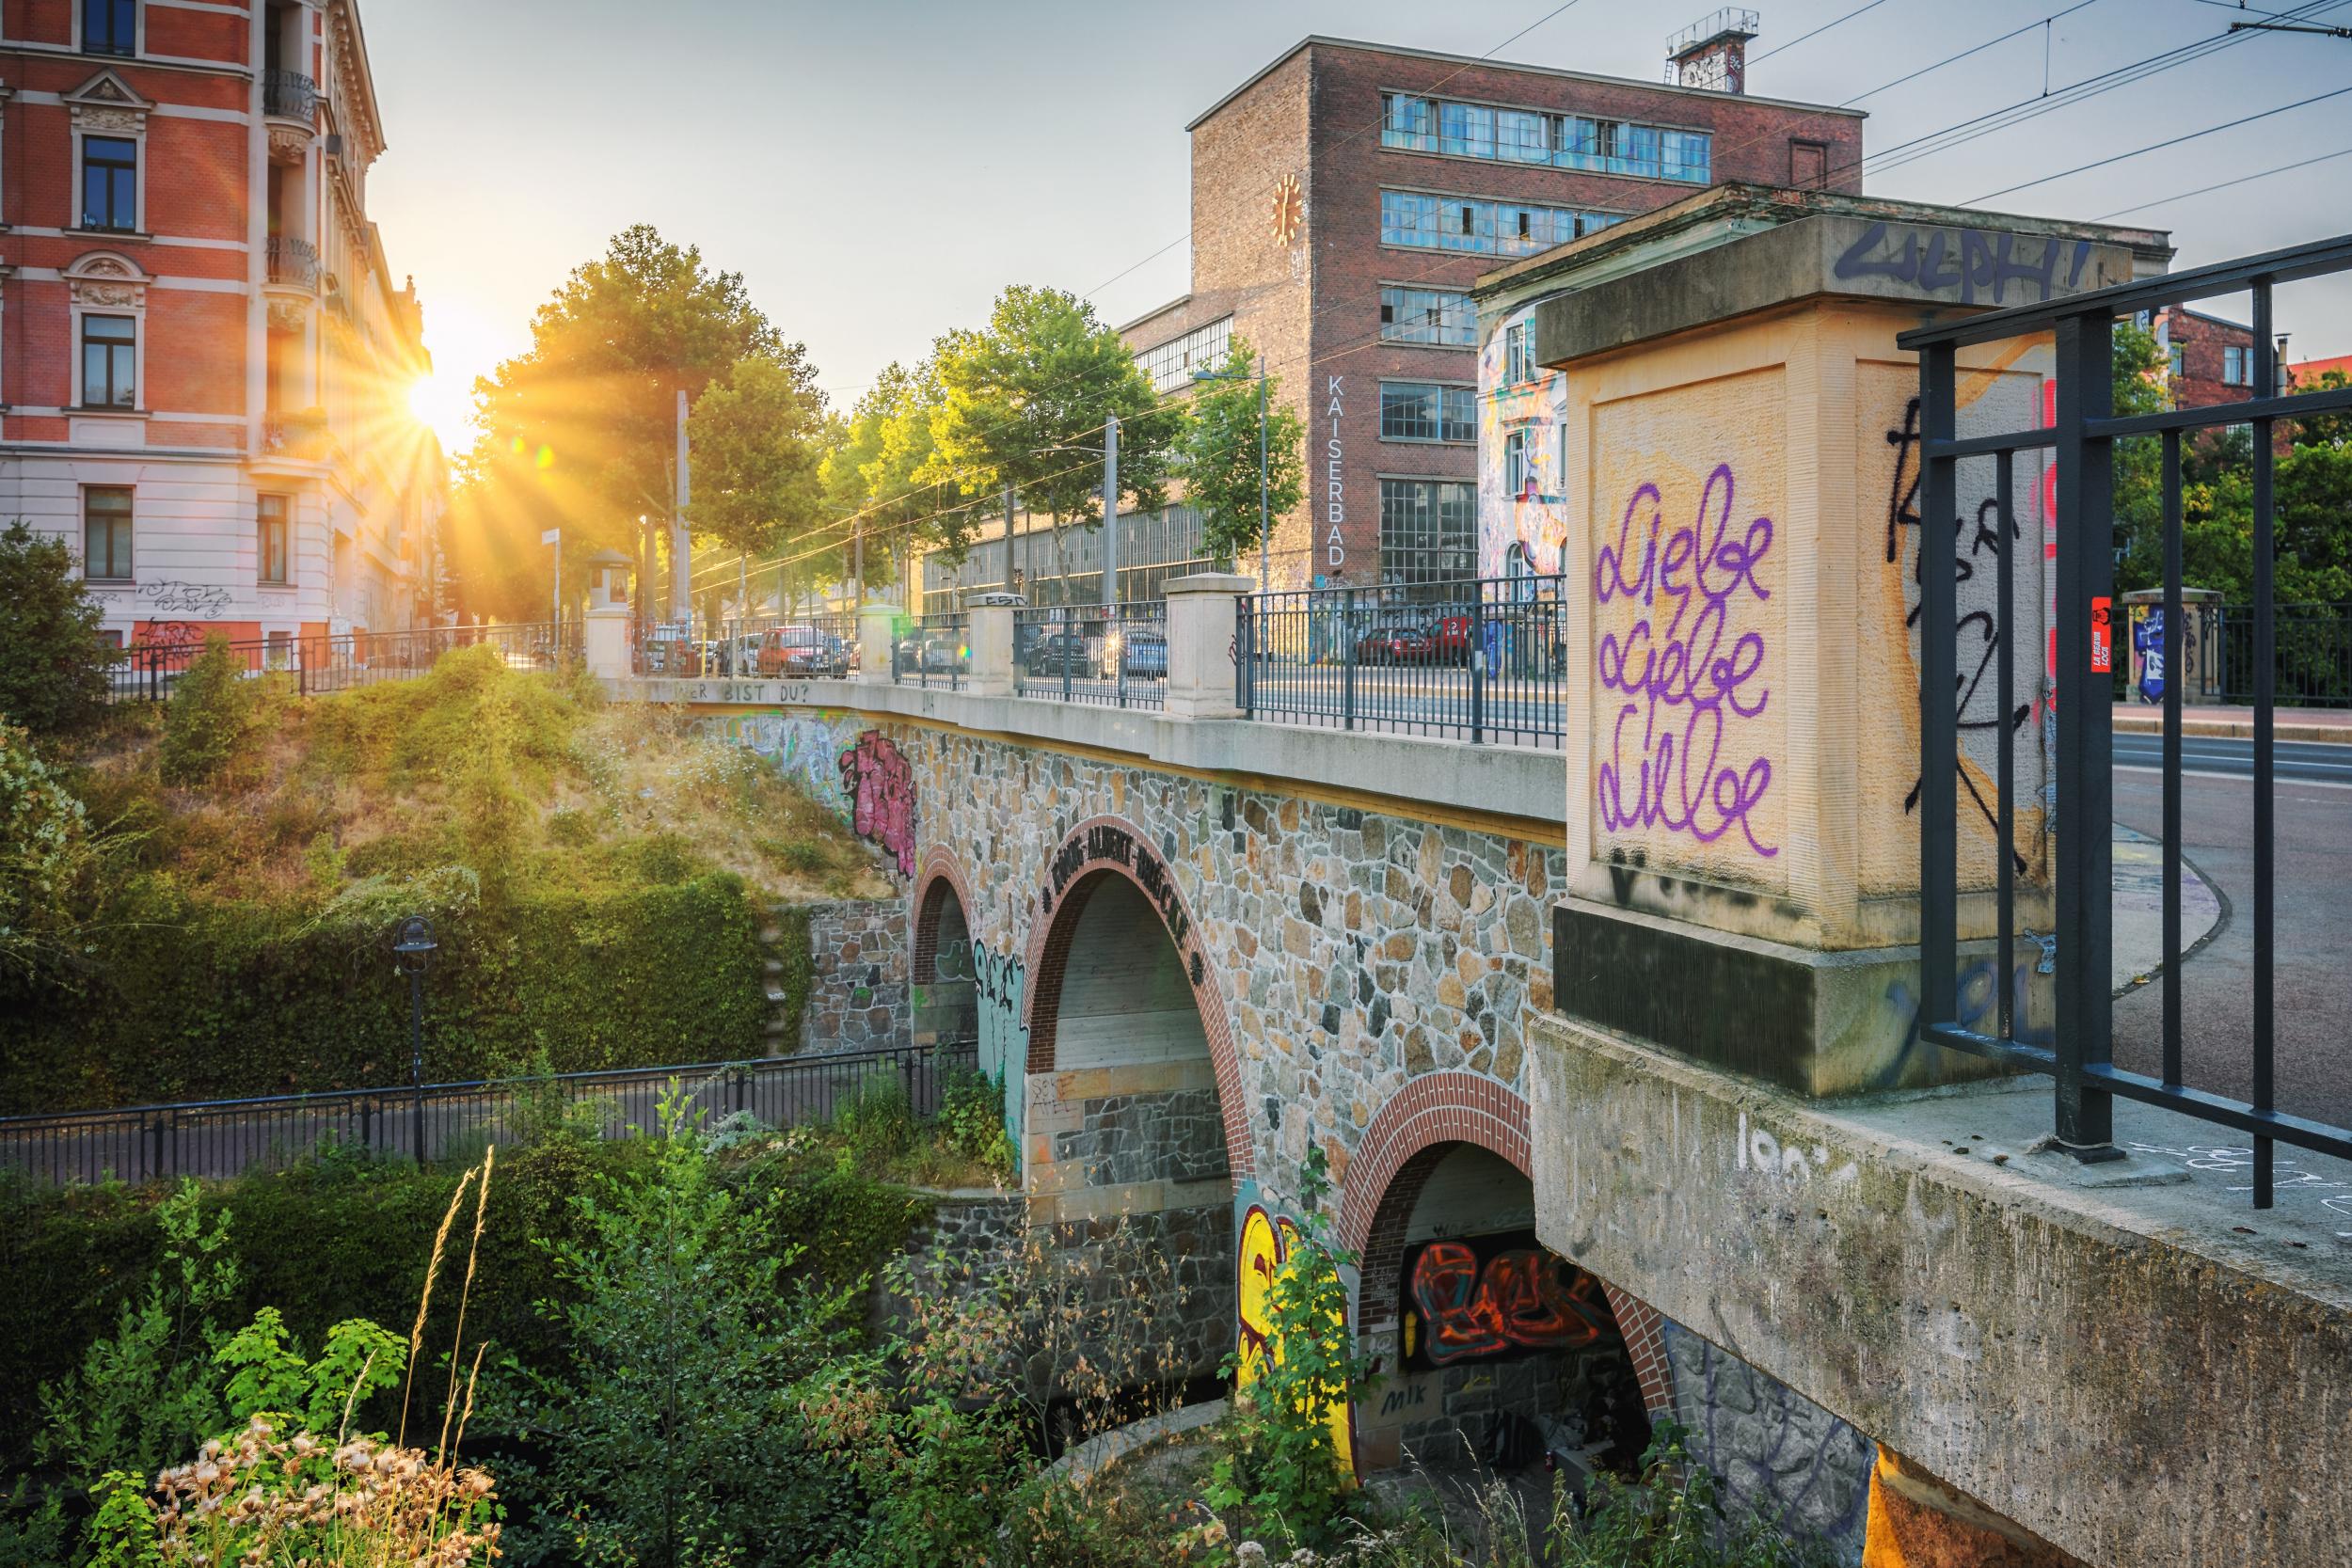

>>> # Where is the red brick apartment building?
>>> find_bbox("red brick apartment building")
[1118,23,1864,591]
[0,0,443,655]
[2143,303,2265,410]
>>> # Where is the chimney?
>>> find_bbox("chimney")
[1666,8,1760,94]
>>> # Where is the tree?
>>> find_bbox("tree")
[0,520,120,736]
[921,287,1181,595]
[458,226,792,617]
[1178,338,1307,569]
[2110,321,2170,597]
[687,353,838,610]
[823,361,986,595]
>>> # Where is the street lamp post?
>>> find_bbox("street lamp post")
[1194,355,1271,592]
[394,915,437,1164]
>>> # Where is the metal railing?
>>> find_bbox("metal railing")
[2217,605,2352,706]
[265,235,319,288]
[1238,575,1566,746]
[1013,601,1167,710]
[0,1041,977,1188]
[1898,231,2352,1205]
[891,611,969,690]
[105,621,578,703]
[262,68,316,120]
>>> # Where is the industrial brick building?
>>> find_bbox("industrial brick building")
[1112,22,1865,594]
[0,0,445,654]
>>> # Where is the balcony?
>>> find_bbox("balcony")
[265,236,319,289]
[262,69,317,122]
[262,406,328,459]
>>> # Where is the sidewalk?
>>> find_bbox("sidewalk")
[2111,702,2352,744]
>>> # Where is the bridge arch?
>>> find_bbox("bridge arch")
[911,849,978,1048]
[1021,814,1254,1180]
[1339,1074,1670,1476]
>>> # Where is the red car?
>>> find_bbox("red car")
[1355,626,1430,665]
[1422,614,1474,664]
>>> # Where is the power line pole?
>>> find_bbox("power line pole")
[671,389,691,627]
[1003,483,1016,596]
[1257,353,1270,593]
[1102,414,1120,609]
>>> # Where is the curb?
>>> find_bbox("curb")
[1046,1396,1227,1488]
[2112,712,2352,745]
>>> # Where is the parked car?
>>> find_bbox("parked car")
[1025,631,1091,675]
[1422,613,1474,664]
[758,626,832,676]
[922,636,963,673]
[1355,626,1430,665]
[1116,630,1168,678]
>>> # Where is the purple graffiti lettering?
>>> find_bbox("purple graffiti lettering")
[1594,464,1777,857]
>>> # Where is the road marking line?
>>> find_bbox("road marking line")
[2115,765,2352,791]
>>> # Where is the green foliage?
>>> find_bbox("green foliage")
[1181,338,1309,567]
[35,1180,238,1497]
[835,1066,915,1164]
[1207,1146,1375,1548]
[491,1089,865,1567]
[920,286,1182,541]
[823,360,982,578]
[689,352,837,562]
[0,719,104,979]
[1549,1421,1836,1568]
[0,518,120,737]
[211,1308,405,1434]
[156,637,259,788]
[937,1069,1017,1185]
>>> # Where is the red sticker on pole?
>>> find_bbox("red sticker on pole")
[2090,596,2113,674]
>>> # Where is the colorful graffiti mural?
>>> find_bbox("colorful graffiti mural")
[695,709,862,818]
[840,730,916,876]
[973,941,1029,1149]
[1477,300,1573,580]
[1400,1232,1612,1369]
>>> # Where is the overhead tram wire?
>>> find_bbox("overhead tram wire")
[2090,143,2352,220]
[1746,0,1896,65]
[1967,83,2352,204]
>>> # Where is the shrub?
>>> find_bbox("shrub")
[0,720,101,979]
[835,1066,914,1164]
[156,637,253,787]
[0,519,119,736]
[938,1069,1017,1186]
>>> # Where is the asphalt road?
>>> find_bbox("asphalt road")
[2113,733,2352,786]
[2111,751,2352,1127]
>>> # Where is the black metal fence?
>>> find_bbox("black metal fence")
[1899,232,2352,1207]
[1238,575,1566,746]
[891,611,969,689]
[107,621,578,703]
[2217,605,2352,706]
[0,1042,978,1188]
[658,612,860,678]
[1012,601,1168,709]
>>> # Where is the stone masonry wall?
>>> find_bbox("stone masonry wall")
[800,899,910,1055]
[1053,1086,1231,1190]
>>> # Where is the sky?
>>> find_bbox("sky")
[364,0,2352,449]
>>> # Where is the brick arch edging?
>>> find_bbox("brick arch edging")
[1334,1072,1674,1419]
[911,847,978,982]
[1019,813,1255,1180]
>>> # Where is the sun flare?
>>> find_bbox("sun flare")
[407,370,476,451]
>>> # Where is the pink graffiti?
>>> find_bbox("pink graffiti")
[838,731,915,877]
[1595,463,1777,858]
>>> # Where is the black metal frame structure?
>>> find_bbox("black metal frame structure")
[108,621,580,703]
[1012,601,1168,710]
[0,1042,977,1187]
[1898,233,2352,1205]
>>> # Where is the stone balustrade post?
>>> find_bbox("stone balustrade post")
[582,602,632,682]
[857,603,896,685]
[964,593,1022,698]
[1162,572,1254,721]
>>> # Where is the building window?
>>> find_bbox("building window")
[82,135,137,230]
[1504,430,1530,499]
[84,487,134,581]
[1504,323,1534,386]
[258,494,290,584]
[1379,286,1476,346]
[1383,90,1710,183]
[1379,382,1474,443]
[1135,316,1232,394]
[82,314,135,407]
[2222,345,2251,387]
[1381,93,1436,152]
[1378,479,1476,588]
[1790,140,1829,189]
[2168,342,2186,379]
[84,0,135,55]
[1381,190,1616,258]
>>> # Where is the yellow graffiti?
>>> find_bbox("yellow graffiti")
[1235,1208,1355,1473]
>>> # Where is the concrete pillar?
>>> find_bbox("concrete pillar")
[582,603,631,682]
[1163,571,1253,721]
[964,592,1022,698]
[856,603,895,685]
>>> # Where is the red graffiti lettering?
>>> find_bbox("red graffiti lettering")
[838,731,916,877]
[1407,1241,1609,1366]
[1410,1241,1509,1365]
